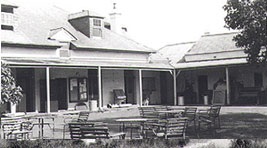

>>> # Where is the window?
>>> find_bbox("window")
[254,73,263,87]
[1,6,14,13]
[142,77,156,91]
[69,78,88,102]
[1,25,13,30]
[93,19,101,27]
[92,28,102,37]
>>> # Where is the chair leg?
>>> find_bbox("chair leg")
[63,124,66,139]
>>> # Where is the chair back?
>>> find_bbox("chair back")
[138,107,157,118]
[165,117,188,139]
[113,89,126,104]
[184,107,197,120]
[77,111,90,122]
[68,122,94,139]
[80,126,109,139]
[74,102,88,111]
[209,105,221,118]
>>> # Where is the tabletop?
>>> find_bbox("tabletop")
[116,118,148,122]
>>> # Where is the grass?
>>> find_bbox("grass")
[1,139,267,148]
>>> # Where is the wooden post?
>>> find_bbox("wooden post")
[139,69,143,106]
[173,70,177,106]
[226,67,230,105]
[46,67,50,113]
[98,66,102,107]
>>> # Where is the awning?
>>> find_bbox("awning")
[1,57,173,70]
[174,58,248,69]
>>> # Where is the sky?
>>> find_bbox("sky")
[18,0,231,49]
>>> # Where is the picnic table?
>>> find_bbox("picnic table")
[116,118,148,139]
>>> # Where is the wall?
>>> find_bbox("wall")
[102,70,125,105]
[1,47,57,58]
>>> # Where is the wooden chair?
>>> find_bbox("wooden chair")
[184,107,197,132]
[74,102,88,111]
[198,105,221,131]
[138,106,159,138]
[113,89,126,105]
[2,121,33,140]
[152,117,188,140]
[80,126,126,139]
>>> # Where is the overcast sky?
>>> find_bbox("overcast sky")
[21,0,231,49]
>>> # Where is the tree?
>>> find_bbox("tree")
[1,61,23,105]
[223,0,267,64]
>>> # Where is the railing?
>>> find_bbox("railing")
[1,12,18,26]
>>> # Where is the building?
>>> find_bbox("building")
[1,1,266,114]
[172,32,267,106]
[1,1,175,113]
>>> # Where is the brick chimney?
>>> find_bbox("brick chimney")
[109,2,126,35]
[68,10,104,38]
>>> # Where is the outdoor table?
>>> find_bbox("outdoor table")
[156,110,184,118]
[25,115,56,139]
[116,118,148,139]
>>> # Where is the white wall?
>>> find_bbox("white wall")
[102,70,125,105]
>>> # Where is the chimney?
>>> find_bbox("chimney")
[68,10,104,38]
[109,2,124,34]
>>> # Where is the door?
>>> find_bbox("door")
[124,71,135,104]
[16,68,35,112]
[56,78,68,110]
[198,75,208,104]
[40,78,68,112]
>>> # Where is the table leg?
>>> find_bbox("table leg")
[38,118,41,138]
[41,118,44,139]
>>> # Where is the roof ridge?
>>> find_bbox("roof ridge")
[201,31,240,37]
[104,28,156,52]
[158,41,195,50]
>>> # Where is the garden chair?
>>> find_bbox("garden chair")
[113,89,126,105]
[152,117,188,140]
[74,102,88,111]
[2,121,33,140]
[198,105,221,132]
[184,107,197,132]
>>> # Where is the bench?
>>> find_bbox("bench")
[239,87,261,105]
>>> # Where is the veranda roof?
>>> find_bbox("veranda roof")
[2,57,173,70]
[174,58,248,70]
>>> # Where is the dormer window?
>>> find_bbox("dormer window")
[93,19,101,27]
[92,18,102,37]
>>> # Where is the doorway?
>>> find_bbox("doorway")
[124,70,135,104]
[40,78,67,112]
[198,75,208,104]
[16,68,35,112]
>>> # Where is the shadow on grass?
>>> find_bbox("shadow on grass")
[91,113,267,139]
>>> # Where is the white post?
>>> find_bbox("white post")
[10,102,16,114]
[46,67,50,113]
[139,69,143,106]
[173,70,177,106]
[226,67,230,105]
[98,66,102,107]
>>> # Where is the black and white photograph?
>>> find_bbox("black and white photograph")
[1,0,267,147]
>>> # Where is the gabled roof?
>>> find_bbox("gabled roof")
[186,32,242,55]
[1,1,154,53]
[174,32,248,69]
[158,42,195,65]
